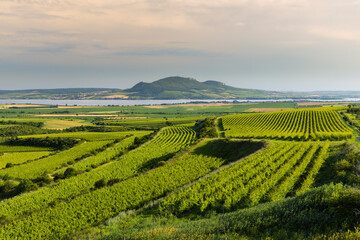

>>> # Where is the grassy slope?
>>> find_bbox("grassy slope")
[97,184,360,240]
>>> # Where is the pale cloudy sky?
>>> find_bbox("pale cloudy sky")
[1,0,360,90]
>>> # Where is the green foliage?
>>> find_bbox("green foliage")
[33,174,52,187]
[315,142,360,186]
[0,152,52,169]
[0,144,52,153]
[334,159,352,172]
[222,109,353,141]
[0,141,113,180]
[100,184,360,240]
[107,178,120,186]
[0,120,44,128]
[6,136,79,150]
[94,179,107,189]
[194,117,217,138]
[0,127,196,223]
[64,168,77,178]
[96,117,203,130]
[0,106,357,240]
[64,125,127,132]
[0,125,56,137]
[54,133,150,174]
[4,163,13,168]
[0,138,258,239]
[20,131,135,142]
[15,180,38,194]
[0,180,19,193]
[160,141,329,214]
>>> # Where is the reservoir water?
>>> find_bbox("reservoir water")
[0,98,359,106]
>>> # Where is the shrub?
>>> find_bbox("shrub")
[63,168,77,179]
[334,159,352,172]
[34,174,52,186]
[107,178,120,186]
[16,179,38,194]
[94,179,107,189]
[0,180,19,193]
[5,163,14,168]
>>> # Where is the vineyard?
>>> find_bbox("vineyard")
[0,140,115,179]
[221,109,353,140]
[160,141,329,214]
[0,138,262,239]
[0,105,358,240]
[0,151,53,169]
[0,127,195,227]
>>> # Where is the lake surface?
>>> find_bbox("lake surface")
[0,98,359,106]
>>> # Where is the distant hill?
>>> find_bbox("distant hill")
[124,76,286,99]
[1,76,360,100]
[0,88,118,100]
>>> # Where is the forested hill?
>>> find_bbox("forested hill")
[1,76,360,100]
[124,76,285,99]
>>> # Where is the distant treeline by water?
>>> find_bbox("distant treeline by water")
[0,98,360,106]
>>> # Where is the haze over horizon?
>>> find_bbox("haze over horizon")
[1,0,360,91]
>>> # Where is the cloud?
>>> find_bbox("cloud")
[278,41,316,47]
[308,27,360,40]
[167,41,190,45]
[114,47,222,57]
[1,0,360,91]
[20,43,75,53]
[0,12,15,16]
[235,22,246,27]
[20,29,78,37]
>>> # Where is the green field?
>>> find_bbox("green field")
[0,103,358,239]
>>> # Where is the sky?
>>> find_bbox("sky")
[1,0,360,91]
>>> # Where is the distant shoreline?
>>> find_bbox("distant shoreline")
[0,98,359,106]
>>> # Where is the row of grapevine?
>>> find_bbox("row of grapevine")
[0,127,195,221]
[0,140,114,179]
[0,145,52,153]
[222,109,353,140]
[0,138,258,239]
[54,131,152,174]
[0,151,53,169]
[159,141,329,214]
[266,144,320,202]
[295,143,329,194]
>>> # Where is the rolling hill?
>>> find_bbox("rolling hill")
[123,76,286,99]
[0,76,359,100]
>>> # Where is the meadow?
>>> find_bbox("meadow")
[0,102,359,239]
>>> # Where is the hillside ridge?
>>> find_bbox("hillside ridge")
[1,76,360,100]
